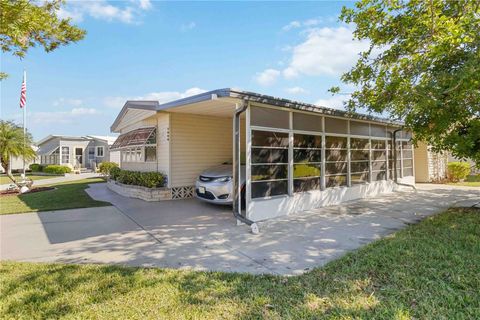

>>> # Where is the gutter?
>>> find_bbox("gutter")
[233,101,259,234]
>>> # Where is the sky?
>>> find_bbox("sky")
[1,0,370,141]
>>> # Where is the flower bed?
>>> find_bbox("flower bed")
[107,180,171,201]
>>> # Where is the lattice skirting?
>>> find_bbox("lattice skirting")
[171,186,194,199]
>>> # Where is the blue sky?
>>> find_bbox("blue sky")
[1,0,368,141]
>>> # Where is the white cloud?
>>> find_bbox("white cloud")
[282,18,325,31]
[315,95,349,110]
[283,26,370,78]
[286,86,308,95]
[57,0,152,24]
[254,69,281,86]
[180,21,196,32]
[53,98,83,107]
[32,108,100,124]
[282,20,301,31]
[103,87,207,109]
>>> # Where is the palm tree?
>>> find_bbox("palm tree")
[0,120,36,185]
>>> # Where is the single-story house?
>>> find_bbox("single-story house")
[110,88,426,222]
[0,146,39,173]
[36,135,120,170]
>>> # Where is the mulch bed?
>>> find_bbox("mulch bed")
[0,187,56,197]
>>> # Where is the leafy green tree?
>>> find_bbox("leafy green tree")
[332,0,480,164]
[0,0,86,79]
[0,120,37,184]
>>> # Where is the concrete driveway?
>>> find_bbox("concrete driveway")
[1,183,478,275]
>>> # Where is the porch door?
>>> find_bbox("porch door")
[75,148,83,167]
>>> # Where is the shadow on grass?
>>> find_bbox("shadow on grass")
[16,179,110,213]
[1,208,479,319]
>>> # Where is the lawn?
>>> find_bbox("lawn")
[448,174,480,187]
[0,178,111,215]
[1,207,478,319]
[0,173,56,185]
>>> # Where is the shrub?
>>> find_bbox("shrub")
[448,162,471,182]
[43,165,72,174]
[111,168,166,188]
[110,166,121,180]
[29,163,43,172]
[98,162,119,176]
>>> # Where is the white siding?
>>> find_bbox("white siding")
[169,113,243,188]
[116,109,156,133]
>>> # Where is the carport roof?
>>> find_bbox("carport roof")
[111,88,403,132]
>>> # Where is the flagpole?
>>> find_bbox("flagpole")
[23,70,26,178]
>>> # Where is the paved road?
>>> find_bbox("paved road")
[1,183,478,275]
[0,173,100,190]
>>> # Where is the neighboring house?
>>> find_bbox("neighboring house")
[0,146,39,173]
[110,88,417,222]
[414,142,449,182]
[36,135,119,169]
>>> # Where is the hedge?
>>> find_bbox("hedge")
[43,165,72,174]
[110,168,166,188]
[29,163,44,172]
[98,162,119,176]
[447,162,470,182]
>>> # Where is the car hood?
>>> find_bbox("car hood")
[200,164,245,178]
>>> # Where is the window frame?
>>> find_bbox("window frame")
[96,146,105,158]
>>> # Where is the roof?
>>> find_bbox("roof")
[110,127,156,150]
[37,134,118,146]
[86,135,118,145]
[110,88,403,132]
[36,134,91,146]
[37,144,59,156]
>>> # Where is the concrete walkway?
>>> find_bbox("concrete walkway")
[0,173,100,190]
[1,183,478,275]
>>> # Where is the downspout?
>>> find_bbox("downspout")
[233,101,259,234]
[391,128,417,191]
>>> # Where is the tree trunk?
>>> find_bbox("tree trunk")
[1,157,17,185]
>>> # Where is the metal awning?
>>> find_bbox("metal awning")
[37,145,59,156]
[110,127,156,150]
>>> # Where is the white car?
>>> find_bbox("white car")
[195,164,245,205]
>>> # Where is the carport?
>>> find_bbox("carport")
[110,89,415,227]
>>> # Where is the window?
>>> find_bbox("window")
[293,113,323,132]
[251,130,289,198]
[324,117,348,134]
[350,138,369,184]
[371,139,387,181]
[370,124,387,137]
[61,146,69,164]
[350,121,370,136]
[96,146,104,157]
[388,140,402,179]
[325,136,347,187]
[251,106,289,129]
[293,134,322,192]
[401,141,414,176]
[145,146,156,162]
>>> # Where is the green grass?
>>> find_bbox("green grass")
[448,174,480,187]
[0,174,56,185]
[0,178,110,215]
[1,207,479,319]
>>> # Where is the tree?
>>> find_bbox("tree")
[0,0,86,79]
[331,0,480,164]
[0,120,37,184]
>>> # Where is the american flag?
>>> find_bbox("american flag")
[20,74,26,108]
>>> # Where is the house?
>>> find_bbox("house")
[36,135,120,170]
[0,146,39,173]
[110,88,422,222]
[414,142,449,182]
